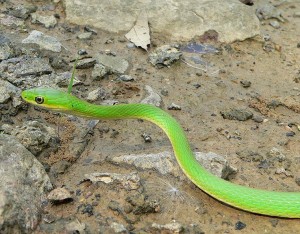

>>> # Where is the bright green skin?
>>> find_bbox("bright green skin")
[22,87,300,218]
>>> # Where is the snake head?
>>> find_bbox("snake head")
[21,87,74,112]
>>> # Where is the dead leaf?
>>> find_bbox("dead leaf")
[125,10,150,51]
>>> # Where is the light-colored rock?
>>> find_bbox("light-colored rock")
[65,0,260,42]
[85,172,141,190]
[92,63,110,80]
[0,56,55,89]
[151,221,183,233]
[22,30,62,52]
[0,13,25,28]
[96,54,129,74]
[118,75,134,82]
[31,13,57,28]
[195,152,237,179]
[140,85,162,107]
[86,87,107,101]
[110,151,236,179]
[256,3,285,22]
[0,134,52,232]
[47,187,72,202]
[76,58,96,69]
[77,32,93,40]
[149,45,182,68]
[110,222,128,233]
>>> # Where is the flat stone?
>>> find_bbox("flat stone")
[151,221,183,233]
[269,20,280,29]
[110,151,236,179]
[149,45,182,68]
[65,0,260,42]
[0,13,25,28]
[85,172,141,190]
[77,32,93,40]
[2,67,79,90]
[31,13,57,28]
[22,30,62,52]
[13,56,53,78]
[220,108,253,121]
[95,54,129,74]
[76,58,96,69]
[256,3,285,22]
[117,74,134,82]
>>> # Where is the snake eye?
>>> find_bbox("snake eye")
[35,96,44,104]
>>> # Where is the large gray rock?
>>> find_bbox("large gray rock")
[0,134,52,233]
[65,0,260,42]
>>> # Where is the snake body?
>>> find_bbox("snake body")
[21,87,300,218]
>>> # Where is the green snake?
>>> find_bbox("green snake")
[21,87,300,218]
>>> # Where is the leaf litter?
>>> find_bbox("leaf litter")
[125,10,150,51]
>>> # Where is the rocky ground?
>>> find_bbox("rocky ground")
[1,0,300,233]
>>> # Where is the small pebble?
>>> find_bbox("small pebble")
[263,34,271,41]
[77,32,93,40]
[252,115,264,123]
[81,204,94,216]
[240,80,251,88]
[257,159,269,169]
[235,221,246,230]
[47,187,73,203]
[161,89,168,96]
[141,133,152,143]
[92,201,98,206]
[127,43,136,48]
[95,194,101,201]
[110,129,119,138]
[168,103,181,110]
[78,49,87,55]
[76,189,81,196]
[43,214,56,224]
[269,219,279,227]
[269,20,280,29]
[105,39,114,44]
[193,83,201,88]
[286,131,295,137]
[118,75,134,82]
[84,26,97,35]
